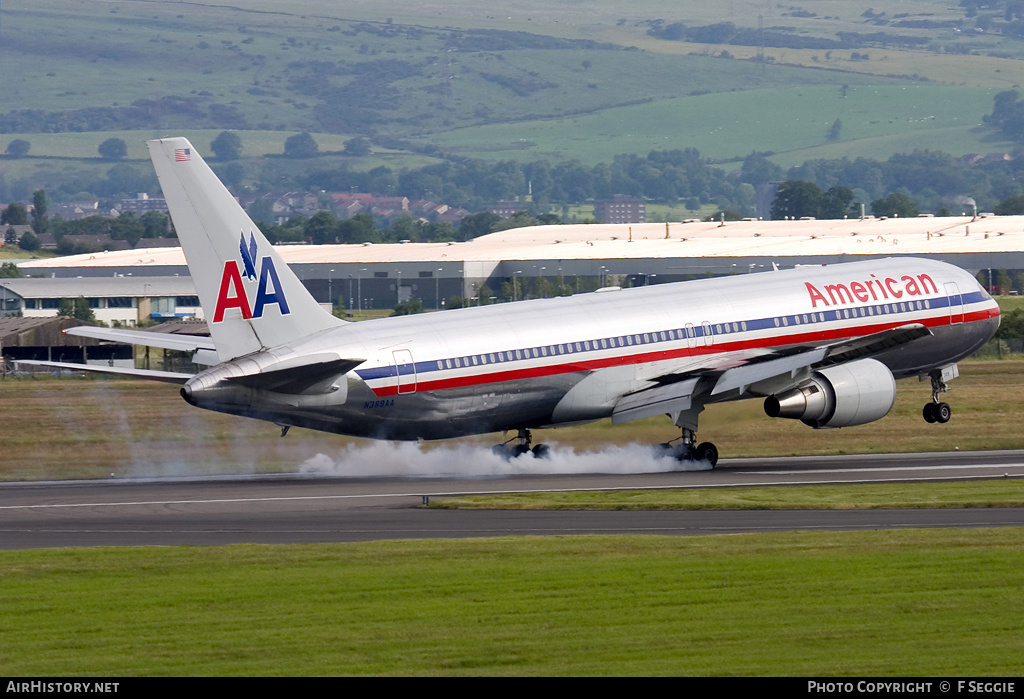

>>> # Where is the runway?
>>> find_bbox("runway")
[2,450,1023,549]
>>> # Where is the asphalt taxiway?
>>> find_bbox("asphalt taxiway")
[2,450,1023,549]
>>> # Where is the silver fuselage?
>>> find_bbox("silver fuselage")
[180,257,1000,440]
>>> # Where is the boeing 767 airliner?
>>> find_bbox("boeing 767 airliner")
[40,138,1001,467]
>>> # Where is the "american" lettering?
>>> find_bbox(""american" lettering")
[805,273,938,308]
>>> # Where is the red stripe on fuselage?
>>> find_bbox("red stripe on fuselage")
[365,305,999,397]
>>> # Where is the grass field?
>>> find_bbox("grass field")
[434,480,1024,510]
[427,84,1008,167]
[1,530,1022,675]
[4,0,1019,183]
[2,358,1022,481]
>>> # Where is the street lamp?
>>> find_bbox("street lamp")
[358,268,367,315]
[328,268,334,307]
[435,267,443,309]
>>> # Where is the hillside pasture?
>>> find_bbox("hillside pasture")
[426,85,1007,167]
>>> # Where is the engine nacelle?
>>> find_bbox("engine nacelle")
[763,358,896,429]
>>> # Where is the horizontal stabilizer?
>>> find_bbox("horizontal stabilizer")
[13,360,193,384]
[65,326,215,353]
[225,358,364,394]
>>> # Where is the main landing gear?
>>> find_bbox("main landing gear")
[657,428,719,468]
[492,428,551,460]
[658,403,719,468]
[922,369,952,424]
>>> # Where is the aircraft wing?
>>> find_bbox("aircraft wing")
[13,360,193,384]
[612,324,932,423]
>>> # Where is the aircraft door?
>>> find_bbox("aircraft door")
[702,321,713,347]
[392,349,417,394]
[944,282,963,325]
[685,323,697,349]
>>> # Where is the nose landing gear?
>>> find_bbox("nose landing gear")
[923,368,953,424]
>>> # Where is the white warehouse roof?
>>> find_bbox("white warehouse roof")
[15,215,1024,274]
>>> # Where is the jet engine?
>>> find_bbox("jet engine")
[763,358,896,429]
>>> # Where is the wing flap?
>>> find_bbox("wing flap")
[611,377,702,424]
[711,347,828,396]
[820,323,931,366]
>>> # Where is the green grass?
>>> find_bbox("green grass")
[2,530,1023,675]
[434,480,1024,511]
[428,85,1008,167]
[3,0,1019,187]
[3,359,1023,480]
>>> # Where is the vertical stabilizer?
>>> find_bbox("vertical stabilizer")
[148,137,343,361]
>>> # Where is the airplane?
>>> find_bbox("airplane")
[30,137,1001,467]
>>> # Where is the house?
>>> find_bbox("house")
[54,201,103,220]
[118,193,169,215]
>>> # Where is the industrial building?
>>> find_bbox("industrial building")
[0,277,201,324]
[14,215,1024,311]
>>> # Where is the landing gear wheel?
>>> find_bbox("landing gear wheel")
[674,443,694,463]
[512,444,531,457]
[694,442,719,468]
[531,444,551,459]
[923,402,951,424]
[923,403,937,423]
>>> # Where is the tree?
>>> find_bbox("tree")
[392,297,424,316]
[0,262,22,278]
[457,211,502,240]
[997,268,1013,294]
[994,193,1024,215]
[827,119,842,142]
[5,139,30,158]
[477,284,494,306]
[819,185,855,219]
[2,202,29,225]
[98,138,128,160]
[210,131,243,161]
[57,297,95,323]
[770,180,823,219]
[871,192,919,218]
[983,90,1024,142]
[304,210,340,244]
[31,190,49,235]
[284,132,319,158]
[343,137,371,157]
[18,231,40,252]
[740,152,783,186]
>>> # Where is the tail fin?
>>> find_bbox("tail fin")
[148,137,343,361]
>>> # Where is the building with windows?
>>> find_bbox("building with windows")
[0,277,201,325]
[594,195,645,224]
[12,215,1024,311]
